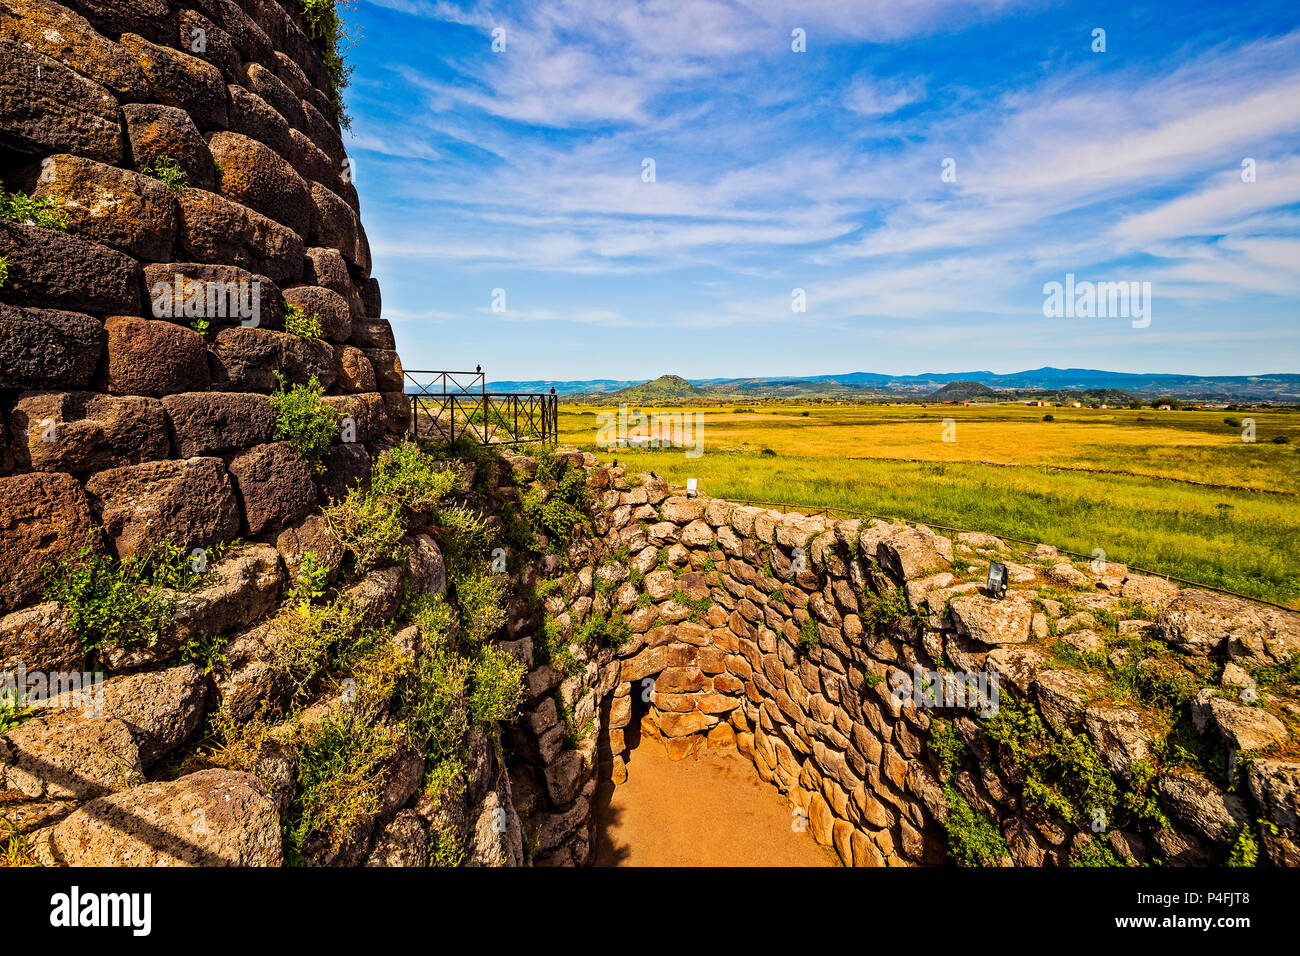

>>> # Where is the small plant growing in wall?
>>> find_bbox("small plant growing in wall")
[0,179,68,230]
[42,537,216,656]
[797,616,820,651]
[270,373,340,471]
[143,155,189,193]
[283,302,324,339]
[298,0,360,129]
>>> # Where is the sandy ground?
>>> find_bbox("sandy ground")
[591,742,835,867]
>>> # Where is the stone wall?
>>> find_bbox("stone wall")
[0,0,445,866]
[507,459,1300,868]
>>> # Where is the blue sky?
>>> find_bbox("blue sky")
[339,0,1300,381]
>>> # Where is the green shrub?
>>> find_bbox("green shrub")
[0,179,67,230]
[142,155,188,193]
[400,642,469,787]
[372,442,460,513]
[1225,824,1261,866]
[1069,835,1123,867]
[983,695,1118,826]
[283,303,323,339]
[451,568,507,644]
[469,645,525,725]
[43,538,207,655]
[929,719,966,779]
[405,592,455,645]
[284,714,400,864]
[320,487,407,574]
[0,256,8,289]
[941,783,1008,866]
[269,374,339,471]
[797,616,820,650]
[298,0,357,129]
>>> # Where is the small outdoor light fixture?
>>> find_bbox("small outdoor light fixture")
[686,478,698,498]
[985,561,1008,599]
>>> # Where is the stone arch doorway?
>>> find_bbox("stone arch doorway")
[588,623,833,866]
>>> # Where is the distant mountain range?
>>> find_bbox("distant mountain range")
[482,368,1300,403]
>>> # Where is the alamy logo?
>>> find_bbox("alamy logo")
[50,886,151,936]
[596,403,704,459]
[889,665,999,717]
[1042,273,1151,328]
[150,273,262,326]
[1,667,103,717]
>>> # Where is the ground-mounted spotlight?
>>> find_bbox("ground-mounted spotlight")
[686,478,698,498]
[985,561,1008,599]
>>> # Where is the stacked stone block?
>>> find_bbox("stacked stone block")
[0,0,402,614]
[505,458,1300,868]
[0,0,419,865]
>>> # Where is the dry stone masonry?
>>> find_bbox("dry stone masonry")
[506,459,1300,868]
[2,0,1298,870]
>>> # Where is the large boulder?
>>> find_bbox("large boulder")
[241,61,304,130]
[102,315,210,395]
[307,180,360,267]
[282,283,351,342]
[276,514,343,583]
[8,391,170,472]
[165,544,284,649]
[0,0,148,100]
[1228,605,1300,669]
[948,594,1032,645]
[1,713,142,799]
[206,130,313,235]
[333,344,375,392]
[350,317,394,349]
[0,601,82,672]
[141,260,282,329]
[322,392,384,443]
[0,221,139,314]
[43,768,282,865]
[1191,688,1288,753]
[84,457,240,558]
[31,152,178,260]
[0,472,96,613]
[1248,759,1300,866]
[175,187,303,283]
[363,809,428,867]
[227,83,291,158]
[208,326,335,391]
[465,782,524,867]
[162,391,274,457]
[38,663,206,767]
[878,528,950,581]
[227,442,317,534]
[56,0,172,43]
[0,303,104,390]
[0,38,122,162]
[403,533,446,596]
[118,33,227,129]
[317,443,370,502]
[1156,768,1250,846]
[1159,589,1266,657]
[121,102,216,190]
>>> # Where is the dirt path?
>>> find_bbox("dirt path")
[591,742,834,867]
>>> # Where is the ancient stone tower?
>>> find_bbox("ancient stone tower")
[2,0,1298,871]
[0,0,423,864]
[0,0,405,583]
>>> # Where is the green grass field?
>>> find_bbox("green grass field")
[557,403,1300,608]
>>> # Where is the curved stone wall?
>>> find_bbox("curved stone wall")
[509,460,1300,868]
[0,0,402,626]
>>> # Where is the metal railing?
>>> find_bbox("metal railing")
[405,367,557,446]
